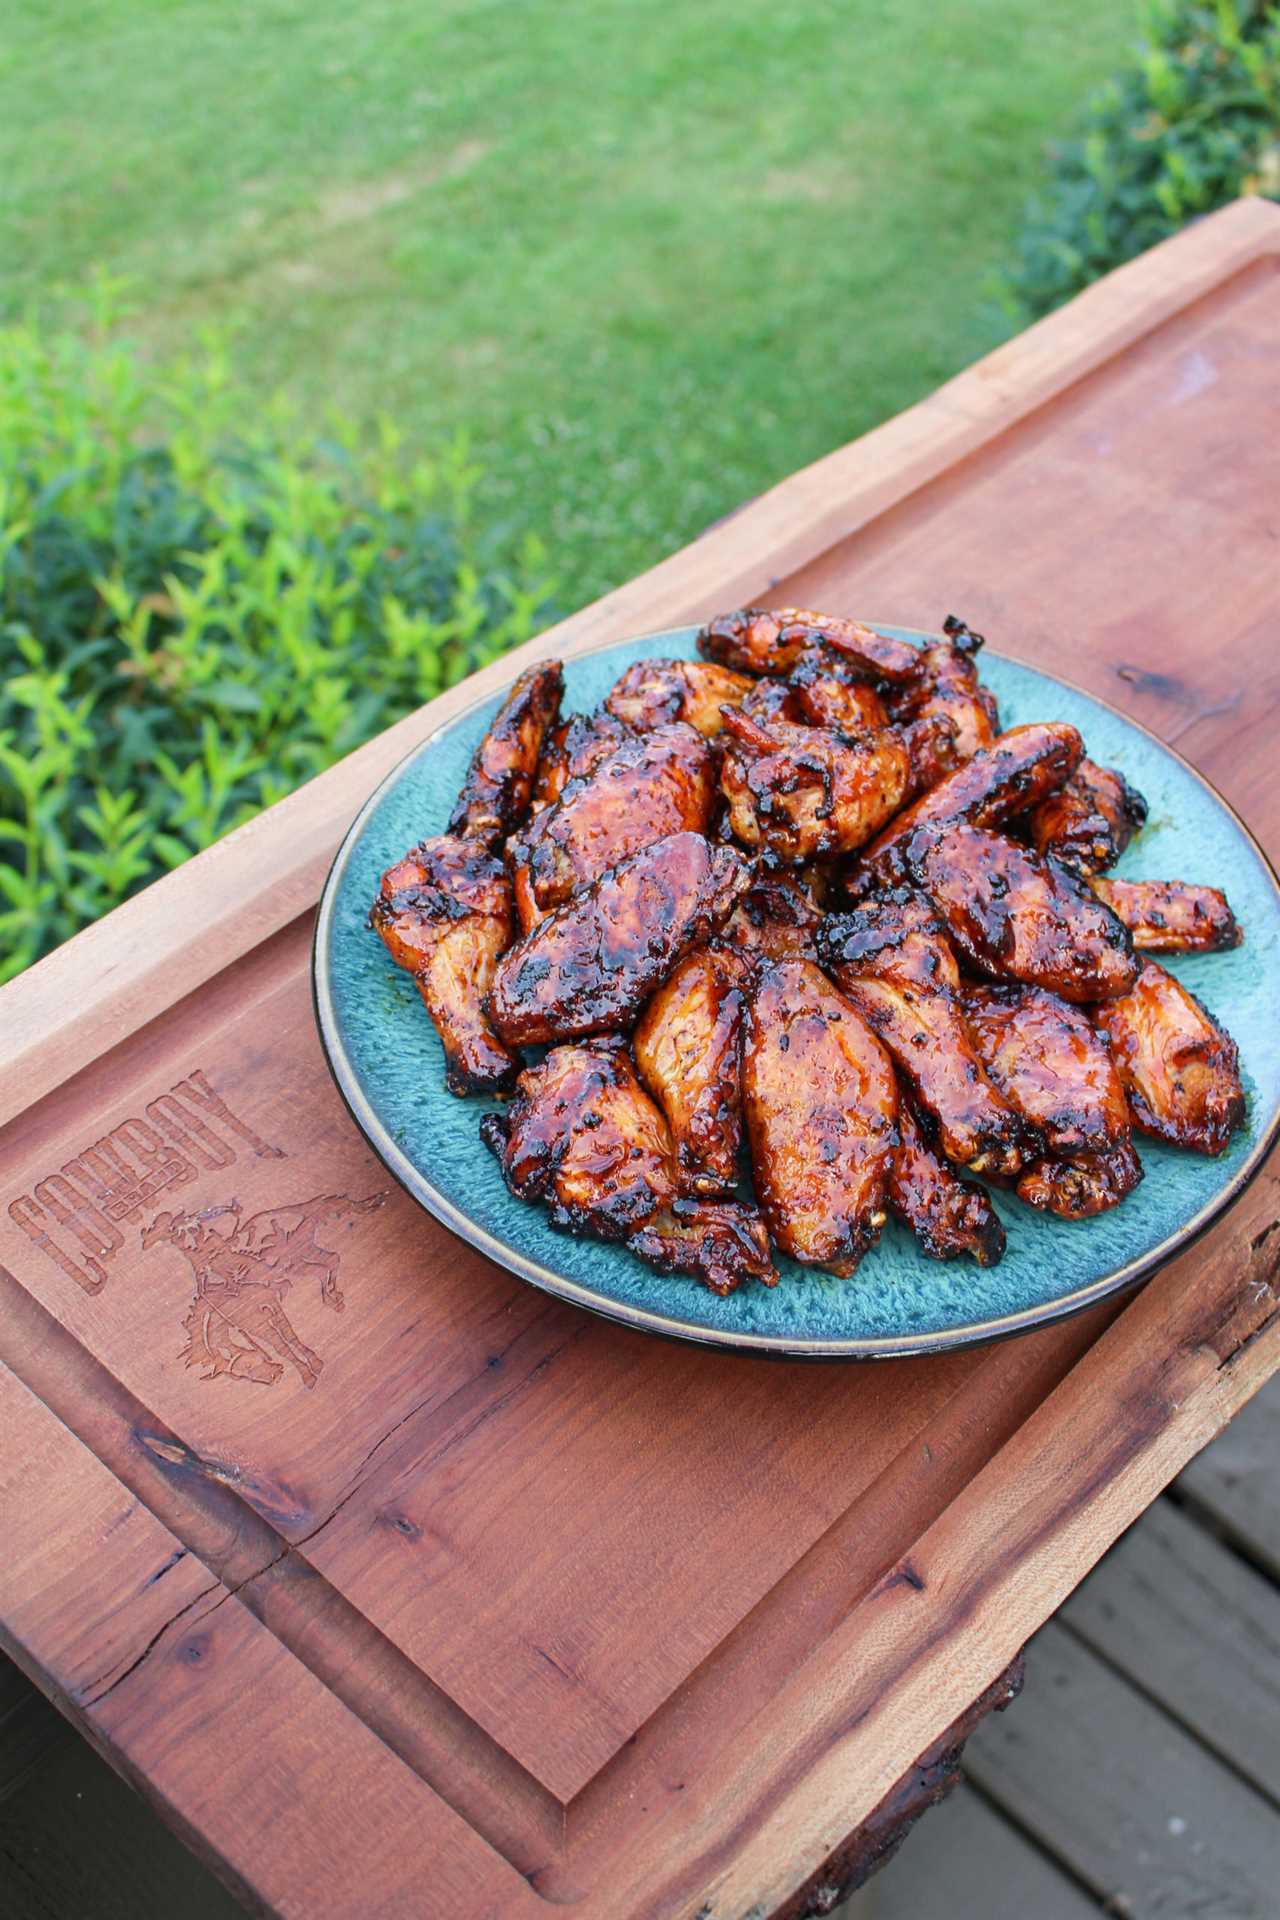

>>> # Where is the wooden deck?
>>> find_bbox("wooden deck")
[3,1376,1277,1920]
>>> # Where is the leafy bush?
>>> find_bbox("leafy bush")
[1006,0,1280,319]
[0,283,555,981]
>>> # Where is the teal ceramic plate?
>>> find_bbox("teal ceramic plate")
[313,627,1280,1359]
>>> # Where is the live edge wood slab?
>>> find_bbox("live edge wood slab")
[2,199,1279,1920]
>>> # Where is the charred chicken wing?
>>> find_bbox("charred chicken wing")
[481,1038,776,1294]
[509,722,715,932]
[447,660,564,845]
[817,892,1029,1175]
[698,608,922,684]
[717,869,824,966]
[963,983,1131,1158]
[1087,878,1241,953]
[853,721,1084,891]
[1093,959,1245,1155]
[489,831,751,1046]
[634,944,749,1194]
[371,837,519,1095]
[885,615,999,760]
[888,1097,1006,1265]
[1028,758,1147,874]
[530,709,632,813]
[1015,1142,1144,1220]
[604,657,754,736]
[742,960,899,1274]
[904,823,1140,1002]
[719,710,912,863]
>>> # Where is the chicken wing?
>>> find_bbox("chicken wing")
[447,660,564,845]
[698,607,923,684]
[897,713,964,796]
[371,837,519,1094]
[783,650,890,732]
[817,892,1029,1175]
[509,722,715,932]
[604,657,754,736]
[888,1097,1006,1264]
[1015,1142,1144,1220]
[904,823,1139,1002]
[1092,959,1245,1155]
[1087,878,1241,953]
[885,615,999,760]
[530,709,631,813]
[742,960,898,1274]
[852,721,1084,891]
[1028,758,1147,875]
[719,710,911,863]
[489,831,751,1045]
[633,944,749,1194]
[717,869,824,966]
[481,1038,776,1294]
[963,983,1131,1158]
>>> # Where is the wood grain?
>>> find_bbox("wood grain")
[0,200,1279,1918]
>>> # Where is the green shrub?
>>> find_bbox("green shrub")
[0,283,555,982]
[1006,0,1280,320]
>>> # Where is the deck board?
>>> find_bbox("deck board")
[1177,1374,1280,1581]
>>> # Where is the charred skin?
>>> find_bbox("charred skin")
[488,831,752,1046]
[697,607,923,684]
[852,722,1084,891]
[742,959,899,1275]
[530,709,632,814]
[817,892,1030,1176]
[370,836,519,1095]
[1016,1142,1144,1220]
[719,709,912,864]
[604,657,755,736]
[1087,878,1241,953]
[509,722,715,932]
[480,1039,775,1294]
[783,651,890,733]
[898,713,964,796]
[885,617,999,760]
[888,1096,1006,1265]
[1092,959,1245,1155]
[447,660,564,845]
[633,944,748,1195]
[1028,758,1148,875]
[963,982,1131,1158]
[717,868,825,967]
[904,823,1140,1003]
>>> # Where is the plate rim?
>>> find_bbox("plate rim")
[312,624,1280,1361]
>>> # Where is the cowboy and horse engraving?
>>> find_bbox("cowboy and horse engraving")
[140,1190,387,1389]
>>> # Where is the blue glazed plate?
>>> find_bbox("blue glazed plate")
[313,628,1280,1359]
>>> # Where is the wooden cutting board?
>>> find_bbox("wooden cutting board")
[2,198,1279,1920]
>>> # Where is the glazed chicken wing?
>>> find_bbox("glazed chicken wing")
[742,960,898,1274]
[509,722,715,932]
[447,660,564,846]
[817,892,1029,1175]
[719,710,912,863]
[783,651,890,732]
[604,657,755,736]
[489,831,752,1045]
[698,607,923,684]
[1028,758,1147,875]
[884,615,999,760]
[633,944,749,1194]
[904,823,1139,1002]
[898,713,964,795]
[963,983,1131,1158]
[530,709,632,813]
[1015,1143,1144,1220]
[481,1039,776,1294]
[371,837,518,1095]
[888,1097,1006,1265]
[1093,959,1245,1155]
[1087,878,1241,953]
[853,722,1084,891]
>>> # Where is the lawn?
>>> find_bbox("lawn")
[1,1,1135,611]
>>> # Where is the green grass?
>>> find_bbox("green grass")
[0,2,1135,611]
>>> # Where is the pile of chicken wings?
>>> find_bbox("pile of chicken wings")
[371,609,1246,1296]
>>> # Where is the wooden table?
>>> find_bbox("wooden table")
[2,198,1278,1920]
